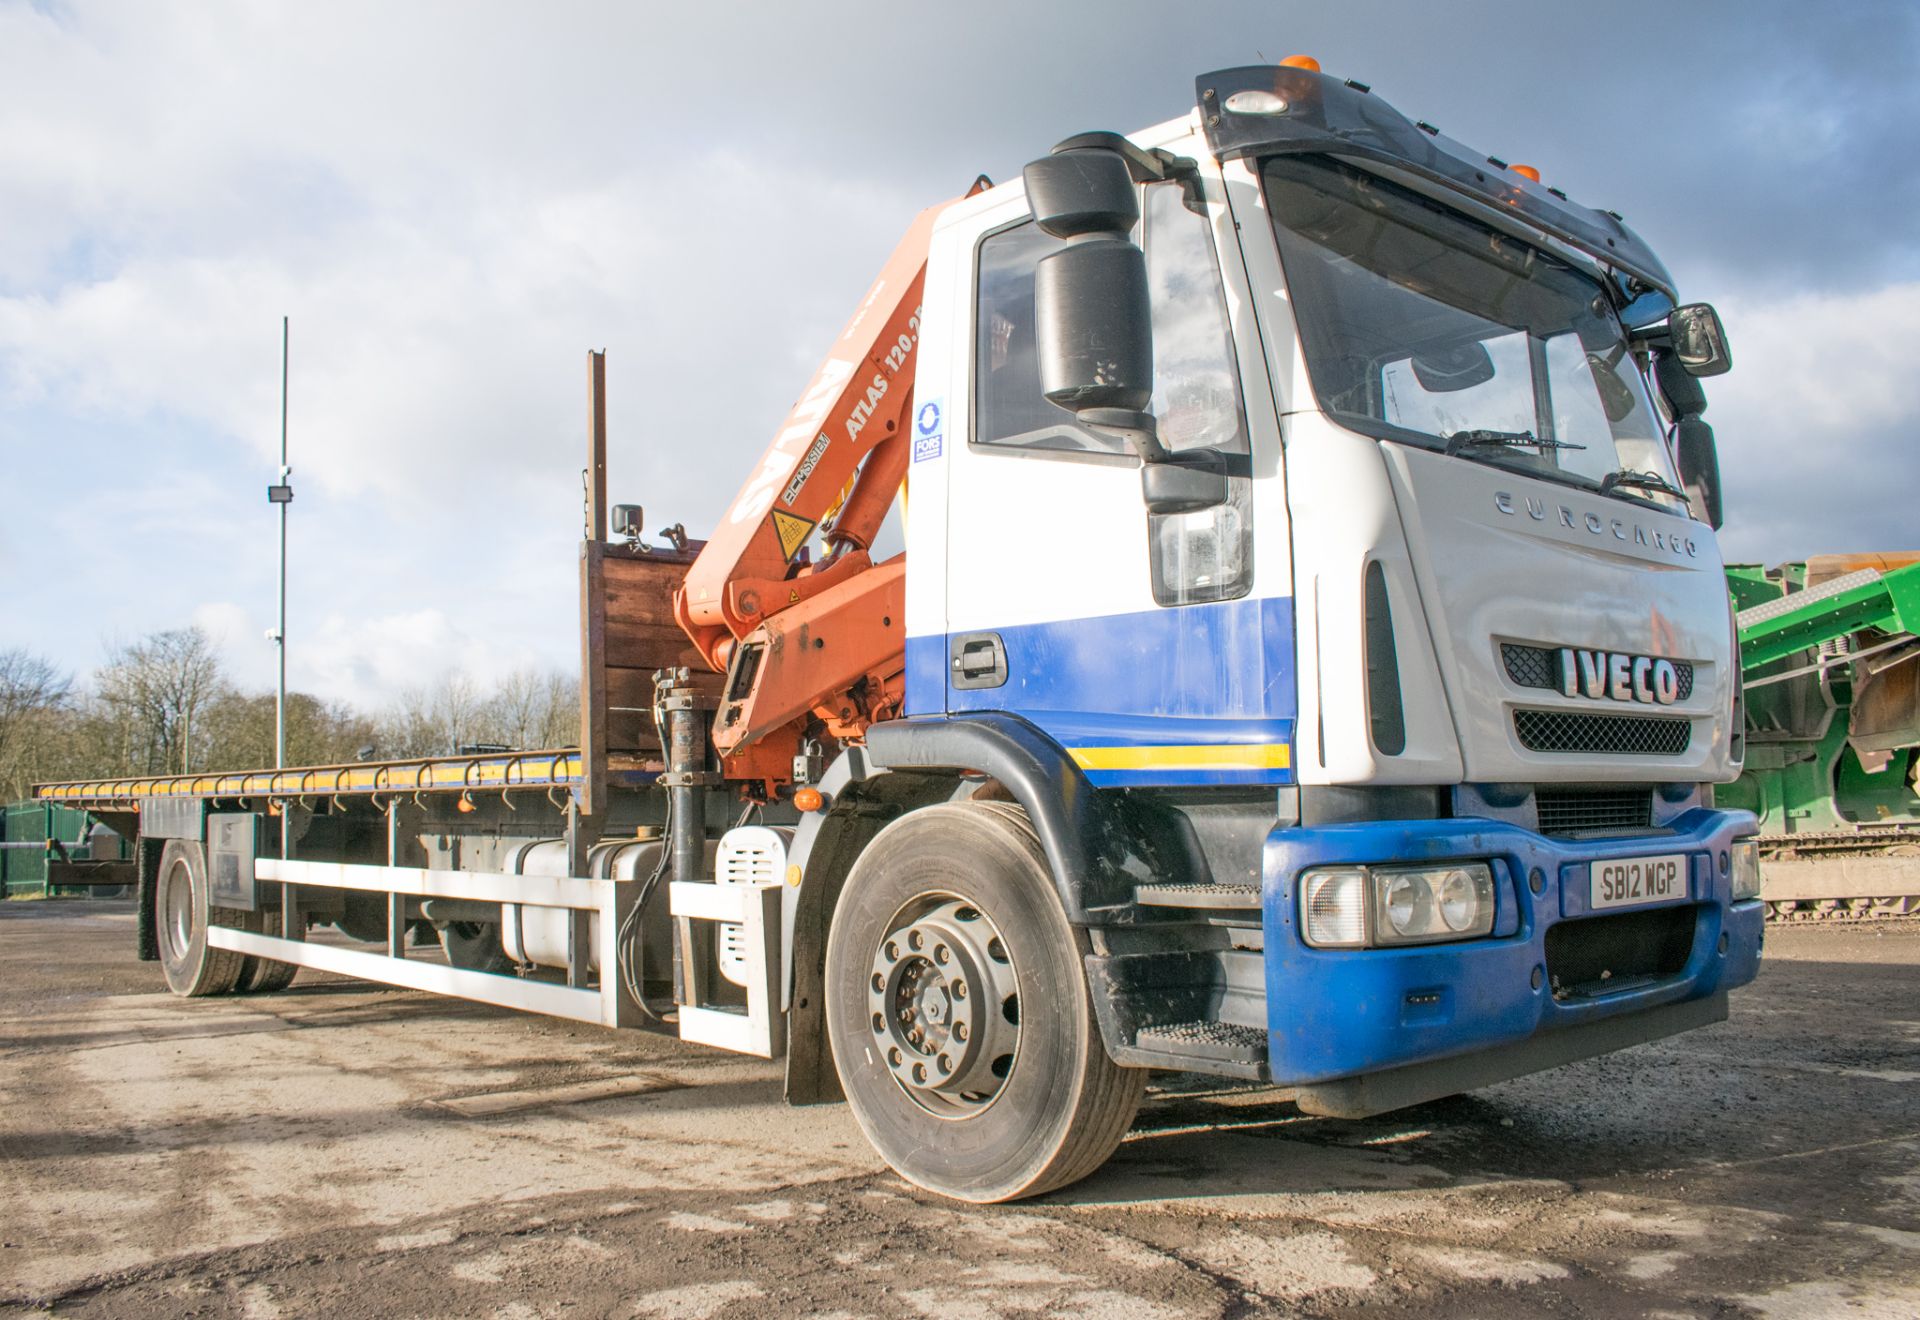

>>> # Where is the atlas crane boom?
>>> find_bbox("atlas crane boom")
[673,205,942,765]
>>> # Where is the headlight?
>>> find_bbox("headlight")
[1372,864,1495,944]
[1731,838,1763,901]
[1300,862,1496,948]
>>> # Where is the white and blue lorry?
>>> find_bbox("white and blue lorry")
[40,59,1763,1202]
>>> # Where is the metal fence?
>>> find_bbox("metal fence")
[1,801,127,898]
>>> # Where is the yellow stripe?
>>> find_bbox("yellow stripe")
[34,752,588,804]
[1069,743,1291,772]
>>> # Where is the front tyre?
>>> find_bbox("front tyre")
[825,802,1144,1202]
[154,839,246,997]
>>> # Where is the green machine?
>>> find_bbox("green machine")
[0,801,133,898]
[1723,555,1920,919]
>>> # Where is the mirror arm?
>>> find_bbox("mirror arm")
[1080,406,1171,463]
[1049,131,1195,186]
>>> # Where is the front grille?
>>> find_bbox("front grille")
[1546,905,1696,999]
[1535,787,1653,835]
[1502,643,1695,700]
[1502,643,1559,689]
[1514,709,1691,756]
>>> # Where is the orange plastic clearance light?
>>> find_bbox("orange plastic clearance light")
[793,787,825,812]
[456,795,476,814]
[1279,54,1322,71]
[1511,163,1541,182]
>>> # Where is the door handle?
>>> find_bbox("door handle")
[949,632,1007,690]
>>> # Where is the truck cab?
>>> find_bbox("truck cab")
[837,60,1760,1166]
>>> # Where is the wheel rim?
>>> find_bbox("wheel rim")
[162,859,193,959]
[868,894,1020,1118]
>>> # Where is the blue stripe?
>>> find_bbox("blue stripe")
[905,595,1296,787]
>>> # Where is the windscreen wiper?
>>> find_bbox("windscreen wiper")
[1598,468,1688,501]
[1443,428,1589,456]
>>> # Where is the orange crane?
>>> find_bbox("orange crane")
[672,204,943,779]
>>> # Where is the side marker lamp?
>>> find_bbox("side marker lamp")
[1302,868,1368,947]
[1730,838,1763,901]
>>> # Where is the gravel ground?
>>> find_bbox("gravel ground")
[1,899,1916,1318]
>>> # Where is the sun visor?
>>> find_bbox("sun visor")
[1197,65,1674,296]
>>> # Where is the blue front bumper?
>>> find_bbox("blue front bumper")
[1262,808,1764,1086]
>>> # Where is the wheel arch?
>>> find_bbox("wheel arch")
[782,714,1206,1104]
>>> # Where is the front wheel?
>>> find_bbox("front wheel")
[825,802,1144,1202]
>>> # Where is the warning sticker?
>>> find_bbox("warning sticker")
[771,509,815,561]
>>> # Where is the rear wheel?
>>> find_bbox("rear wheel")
[438,914,516,975]
[825,802,1144,1202]
[236,910,304,993]
[154,840,246,997]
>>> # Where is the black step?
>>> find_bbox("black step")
[1135,1020,1268,1066]
[1135,882,1261,910]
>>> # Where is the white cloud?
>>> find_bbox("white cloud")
[1708,280,1920,564]
[1715,281,1920,436]
[189,600,258,656]
[295,606,544,709]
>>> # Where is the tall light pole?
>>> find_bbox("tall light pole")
[267,316,294,770]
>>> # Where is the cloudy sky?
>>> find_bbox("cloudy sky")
[3,1,1916,710]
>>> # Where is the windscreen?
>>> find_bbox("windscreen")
[1263,156,1685,511]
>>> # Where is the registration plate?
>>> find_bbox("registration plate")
[1591,854,1688,911]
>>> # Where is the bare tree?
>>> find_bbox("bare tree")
[201,690,381,769]
[379,671,483,759]
[476,669,580,751]
[0,648,71,798]
[95,628,228,775]
[535,672,580,749]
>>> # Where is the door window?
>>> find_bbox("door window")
[971,181,1253,605]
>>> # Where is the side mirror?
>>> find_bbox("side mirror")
[1025,140,1226,515]
[1674,416,1724,530]
[1670,303,1732,377]
[1025,148,1159,452]
[1033,240,1152,414]
[1655,354,1723,530]
[1141,449,1229,517]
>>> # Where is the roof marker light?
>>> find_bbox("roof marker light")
[1511,163,1541,182]
[1279,54,1321,71]
[1225,89,1289,114]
